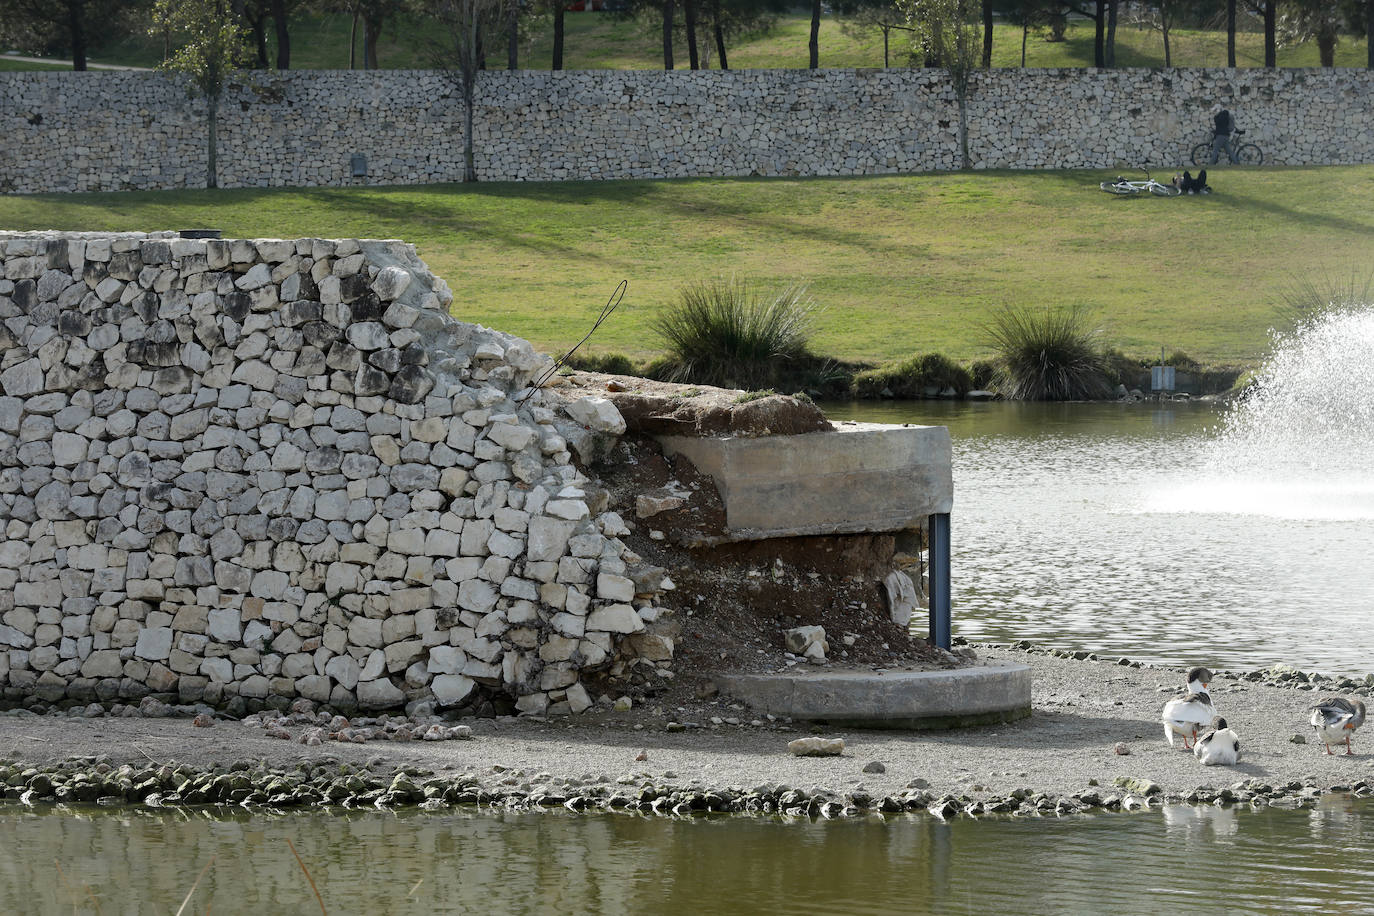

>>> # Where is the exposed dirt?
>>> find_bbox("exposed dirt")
[585,431,954,718]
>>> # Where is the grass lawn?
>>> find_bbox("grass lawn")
[0,57,72,71]
[2,168,1371,369]
[25,10,1372,72]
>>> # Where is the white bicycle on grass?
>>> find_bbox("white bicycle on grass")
[1099,168,1181,197]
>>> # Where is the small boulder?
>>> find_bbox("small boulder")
[788,736,845,757]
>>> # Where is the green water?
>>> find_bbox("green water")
[3,799,1373,914]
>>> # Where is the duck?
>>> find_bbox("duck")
[1309,697,1367,756]
[1161,667,1216,750]
[1194,716,1242,766]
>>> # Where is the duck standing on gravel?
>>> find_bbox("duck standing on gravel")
[1309,697,1367,755]
[1162,667,1215,750]
[1194,716,1242,766]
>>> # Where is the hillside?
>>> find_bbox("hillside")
[2,168,1370,368]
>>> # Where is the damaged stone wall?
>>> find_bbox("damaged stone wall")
[0,231,675,714]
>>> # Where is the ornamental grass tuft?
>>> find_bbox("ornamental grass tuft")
[652,278,817,390]
[986,303,1112,400]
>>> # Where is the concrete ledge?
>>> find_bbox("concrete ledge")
[656,421,953,541]
[715,663,1031,730]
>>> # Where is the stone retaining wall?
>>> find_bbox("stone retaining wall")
[0,231,673,714]
[1,67,1372,193]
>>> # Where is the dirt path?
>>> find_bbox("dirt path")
[2,647,1369,802]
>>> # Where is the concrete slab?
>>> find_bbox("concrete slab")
[656,421,952,541]
[715,663,1031,730]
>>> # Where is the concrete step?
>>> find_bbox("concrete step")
[716,663,1031,730]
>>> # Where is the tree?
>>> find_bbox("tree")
[1243,0,1279,65]
[1278,0,1345,65]
[902,0,982,169]
[1125,0,1201,65]
[698,0,787,67]
[151,0,251,189]
[837,0,915,67]
[423,0,512,181]
[989,0,1050,65]
[0,0,134,70]
[809,0,821,67]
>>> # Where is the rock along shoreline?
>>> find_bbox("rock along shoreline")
[1,644,1372,822]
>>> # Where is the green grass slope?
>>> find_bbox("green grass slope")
[2,168,1371,368]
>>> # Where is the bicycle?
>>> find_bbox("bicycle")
[1099,168,1181,197]
[1192,129,1263,166]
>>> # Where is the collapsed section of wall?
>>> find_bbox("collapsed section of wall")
[0,231,674,715]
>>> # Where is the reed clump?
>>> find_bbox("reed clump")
[985,303,1112,401]
[652,278,818,390]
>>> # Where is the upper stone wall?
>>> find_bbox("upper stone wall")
[1,67,1372,193]
[0,231,671,715]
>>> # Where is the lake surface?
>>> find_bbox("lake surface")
[825,401,1374,678]
[4,798,1373,914]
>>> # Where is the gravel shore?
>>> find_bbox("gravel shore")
[2,646,1371,817]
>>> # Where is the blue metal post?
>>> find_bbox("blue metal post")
[928,512,951,649]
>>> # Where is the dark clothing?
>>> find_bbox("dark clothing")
[1177,169,1210,194]
[1214,109,1234,136]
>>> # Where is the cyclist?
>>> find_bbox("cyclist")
[1209,104,1240,165]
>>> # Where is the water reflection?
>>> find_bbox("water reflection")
[2,801,1372,914]
[825,401,1374,676]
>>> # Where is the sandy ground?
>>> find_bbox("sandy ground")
[1,646,1370,799]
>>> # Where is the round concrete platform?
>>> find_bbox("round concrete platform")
[714,663,1031,730]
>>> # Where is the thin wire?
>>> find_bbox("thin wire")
[516,279,627,408]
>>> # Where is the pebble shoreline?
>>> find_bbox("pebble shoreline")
[1,644,1372,822]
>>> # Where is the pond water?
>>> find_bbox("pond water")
[4,798,1373,914]
[823,399,1374,677]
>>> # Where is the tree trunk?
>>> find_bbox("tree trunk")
[207,92,220,190]
[251,14,269,68]
[1263,0,1275,67]
[1363,0,1374,69]
[273,0,291,69]
[1162,22,1171,67]
[662,0,675,69]
[957,92,970,169]
[1226,0,1236,66]
[67,0,88,71]
[1021,21,1027,66]
[508,3,518,70]
[349,7,358,69]
[1093,0,1105,67]
[684,0,700,69]
[1106,0,1117,67]
[364,14,381,69]
[982,0,993,67]
[714,18,728,69]
[808,0,820,69]
[1368,0,1373,69]
[553,4,565,69]
[1317,27,1335,66]
[463,78,476,182]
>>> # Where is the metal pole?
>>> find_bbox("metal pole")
[928,512,951,649]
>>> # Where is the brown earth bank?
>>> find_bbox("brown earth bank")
[2,646,1371,817]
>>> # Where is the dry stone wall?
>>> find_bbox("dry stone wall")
[2,67,1373,193]
[0,230,672,715]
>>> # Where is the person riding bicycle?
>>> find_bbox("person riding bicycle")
[1209,104,1241,165]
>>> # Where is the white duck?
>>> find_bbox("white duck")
[1162,666,1215,750]
[1309,697,1367,756]
[1194,716,1242,766]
